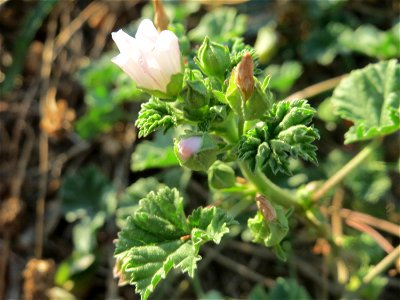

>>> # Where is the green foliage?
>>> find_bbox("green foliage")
[264,61,303,93]
[135,97,177,138]
[324,149,391,203]
[59,165,116,222]
[131,130,179,172]
[267,277,311,300]
[238,100,319,175]
[248,279,311,300]
[339,24,400,59]
[1,0,57,93]
[332,60,400,143]
[116,178,166,228]
[254,23,278,64]
[75,54,144,139]
[57,166,117,288]
[114,187,236,300]
[188,7,247,43]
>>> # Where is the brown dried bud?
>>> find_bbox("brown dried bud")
[153,0,169,32]
[40,99,75,138]
[255,194,276,222]
[23,258,55,300]
[235,52,254,101]
[0,197,24,237]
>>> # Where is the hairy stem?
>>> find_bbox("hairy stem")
[239,162,301,211]
[312,140,378,202]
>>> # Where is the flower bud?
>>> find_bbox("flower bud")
[235,52,254,101]
[152,0,169,32]
[208,161,236,189]
[174,133,219,171]
[255,194,276,222]
[226,55,273,120]
[196,37,230,78]
[179,80,210,121]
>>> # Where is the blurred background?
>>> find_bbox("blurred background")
[0,0,399,299]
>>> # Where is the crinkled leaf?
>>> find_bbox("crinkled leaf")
[116,178,166,228]
[114,187,236,300]
[264,61,303,93]
[131,131,179,171]
[339,24,400,59]
[332,60,400,144]
[238,99,319,175]
[188,7,246,43]
[135,97,177,138]
[59,165,116,222]
[324,149,391,204]
[268,277,312,300]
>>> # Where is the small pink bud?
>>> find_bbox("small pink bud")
[178,136,202,160]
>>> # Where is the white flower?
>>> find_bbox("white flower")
[177,136,203,160]
[111,19,182,94]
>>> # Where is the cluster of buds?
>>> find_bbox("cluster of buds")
[111,0,274,172]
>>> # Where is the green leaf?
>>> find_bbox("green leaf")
[264,61,303,93]
[339,24,400,59]
[324,149,391,204]
[135,97,177,138]
[188,7,247,43]
[131,130,179,171]
[332,60,400,143]
[268,277,311,300]
[116,178,166,228]
[238,99,319,175]
[59,165,116,222]
[114,187,236,300]
[75,53,145,139]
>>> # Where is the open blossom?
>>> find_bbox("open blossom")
[111,19,182,95]
[177,136,203,160]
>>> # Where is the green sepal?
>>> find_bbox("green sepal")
[139,73,184,101]
[174,132,219,171]
[179,79,210,121]
[196,37,230,79]
[226,73,273,120]
[208,160,236,189]
[248,206,289,260]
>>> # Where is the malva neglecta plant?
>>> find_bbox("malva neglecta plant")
[109,6,399,300]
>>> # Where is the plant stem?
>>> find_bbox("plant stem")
[239,162,301,211]
[362,244,400,285]
[312,140,378,202]
[286,74,347,101]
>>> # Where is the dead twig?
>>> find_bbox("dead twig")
[286,74,347,101]
[340,208,400,237]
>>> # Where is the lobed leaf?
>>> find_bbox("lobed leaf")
[135,97,177,138]
[238,99,319,175]
[332,59,400,144]
[114,187,236,300]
